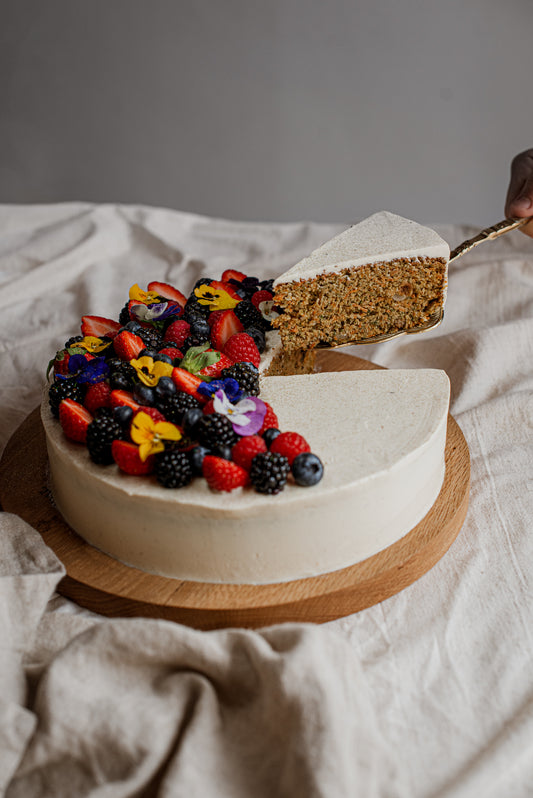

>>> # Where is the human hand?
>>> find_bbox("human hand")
[505,149,533,236]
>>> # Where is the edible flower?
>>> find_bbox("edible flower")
[258,299,280,323]
[213,390,266,436]
[194,284,238,311]
[56,354,109,384]
[130,411,182,461]
[130,356,173,387]
[129,284,162,305]
[74,336,112,354]
[198,378,243,403]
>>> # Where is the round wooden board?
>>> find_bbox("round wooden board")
[0,352,470,629]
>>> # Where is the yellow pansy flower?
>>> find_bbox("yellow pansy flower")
[194,284,238,311]
[129,284,162,305]
[130,356,173,387]
[130,411,182,461]
[75,336,111,354]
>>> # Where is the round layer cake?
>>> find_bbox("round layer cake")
[42,369,450,584]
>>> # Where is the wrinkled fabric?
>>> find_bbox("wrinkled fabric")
[0,203,532,797]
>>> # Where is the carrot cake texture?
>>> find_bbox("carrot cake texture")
[272,211,449,350]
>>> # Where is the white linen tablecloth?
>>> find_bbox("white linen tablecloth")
[0,203,532,797]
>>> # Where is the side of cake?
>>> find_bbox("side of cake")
[272,211,450,350]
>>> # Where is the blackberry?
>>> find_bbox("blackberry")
[234,300,264,330]
[260,278,275,293]
[240,276,261,297]
[155,391,200,424]
[64,334,84,349]
[194,413,237,450]
[183,295,210,320]
[118,302,131,326]
[108,360,136,391]
[155,449,193,489]
[249,452,290,494]
[221,362,260,396]
[138,327,164,351]
[48,379,85,417]
[86,414,124,464]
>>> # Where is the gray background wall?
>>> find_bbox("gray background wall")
[0,0,531,226]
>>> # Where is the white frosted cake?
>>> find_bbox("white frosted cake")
[273,211,450,350]
[42,369,450,584]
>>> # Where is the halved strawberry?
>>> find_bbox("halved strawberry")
[59,399,93,443]
[111,440,155,475]
[202,455,249,492]
[112,330,145,361]
[207,309,226,329]
[110,390,141,412]
[81,315,122,339]
[84,381,112,414]
[210,310,244,351]
[172,367,207,403]
[147,281,187,308]
[221,269,247,283]
[198,350,233,379]
[163,319,191,347]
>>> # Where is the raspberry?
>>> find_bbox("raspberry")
[249,451,290,494]
[251,289,273,309]
[164,319,191,348]
[231,435,267,471]
[269,431,311,466]
[84,381,112,415]
[202,455,249,492]
[258,402,279,435]
[223,333,260,367]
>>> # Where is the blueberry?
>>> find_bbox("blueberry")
[154,353,173,365]
[123,320,143,333]
[139,348,158,359]
[182,406,204,436]
[133,384,155,406]
[245,326,266,353]
[262,427,281,447]
[110,372,132,391]
[154,376,176,397]
[291,452,324,487]
[188,445,210,475]
[190,318,211,339]
[113,405,134,427]
[213,444,232,461]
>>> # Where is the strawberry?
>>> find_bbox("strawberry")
[231,435,267,471]
[209,279,242,302]
[251,289,274,311]
[221,268,247,283]
[202,398,216,415]
[207,309,226,329]
[59,399,93,443]
[81,315,122,339]
[133,406,166,424]
[111,440,155,475]
[258,402,279,435]
[210,310,244,351]
[223,333,260,367]
[269,431,311,466]
[110,390,141,412]
[163,319,191,347]
[202,455,249,492]
[51,349,71,377]
[171,367,207,403]
[112,330,145,361]
[147,281,187,308]
[198,351,234,379]
[158,346,183,362]
[84,381,112,414]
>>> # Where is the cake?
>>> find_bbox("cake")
[272,211,450,350]
[42,369,450,584]
[41,267,450,585]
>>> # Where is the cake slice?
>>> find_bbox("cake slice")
[272,211,450,350]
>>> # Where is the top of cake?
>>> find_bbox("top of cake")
[273,211,450,285]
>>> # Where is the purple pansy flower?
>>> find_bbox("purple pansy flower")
[213,390,267,436]
[58,354,109,384]
[130,302,181,323]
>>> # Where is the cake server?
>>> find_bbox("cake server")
[317,215,532,347]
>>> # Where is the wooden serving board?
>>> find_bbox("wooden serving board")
[0,352,470,629]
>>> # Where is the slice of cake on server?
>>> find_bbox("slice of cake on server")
[272,211,449,350]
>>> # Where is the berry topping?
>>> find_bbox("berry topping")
[59,399,93,443]
[223,333,260,368]
[109,389,141,412]
[171,367,206,403]
[112,440,155,475]
[154,449,194,489]
[195,413,237,450]
[155,391,200,425]
[112,330,145,361]
[234,300,265,331]
[258,402,279,435]
[48,379,85,418]
[202,456,249,492]
[210,309,244,351]
[83,381,112,415]
[250,289,274,309]
[231,435,268,471]
[262,427,281,447]
[81,315,122,339]
[249,451,290,494]
[164,319,191,348]
[221,268,247,283]
[291,452,324,487]
[86,413,124,464]
[220,362,260,396]
[269,431,311,467]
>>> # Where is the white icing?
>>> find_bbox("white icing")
[42,369,450,584]
[273,211,450,285]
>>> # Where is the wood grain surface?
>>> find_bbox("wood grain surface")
[0,352,470,629]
